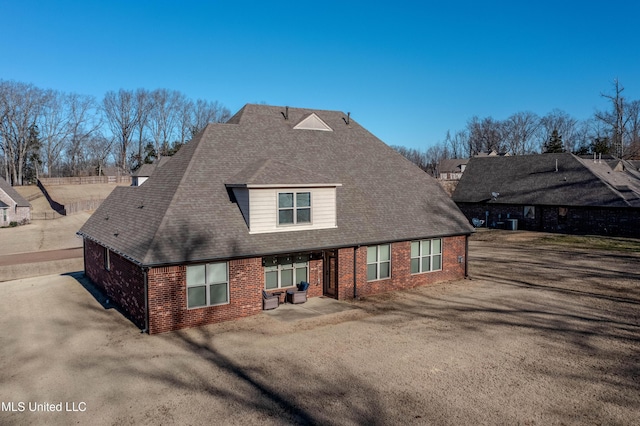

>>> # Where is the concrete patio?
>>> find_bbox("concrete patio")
[263,296,359,322]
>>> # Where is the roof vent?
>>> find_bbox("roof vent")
[294,113,333,131]
[343,112,351,125]
[281,106,289,120]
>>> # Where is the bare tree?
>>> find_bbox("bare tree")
[191,99,231,137]
[538,109,579,153]
[503,111,540,155]
[625,100,640,158]
[66,93,101,176]
[391,145,429,172]
[0,81,49,185]
[102,89,139,171]
[466,116,505,155]
[133,88,152,164]
[444,130,467,159]
[425,143,448,176]
[85,134,113,176]
[147,88,184,156]
[39,89,68,177]
[595,79,627,158]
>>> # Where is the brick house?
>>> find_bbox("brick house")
[437,158,469,180]
[453,153,640,237]
[0,177,31,226]
[78,104,474,334]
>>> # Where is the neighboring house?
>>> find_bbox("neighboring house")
[475,150,510,157]
[131,157,171,186]
[438,158,469,180]
[78,104,474,334]
[452,153,640,237]
[0,177,31,226]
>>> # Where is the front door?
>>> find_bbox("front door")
[323,250,338,298]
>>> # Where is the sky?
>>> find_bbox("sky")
[1,0,639,150]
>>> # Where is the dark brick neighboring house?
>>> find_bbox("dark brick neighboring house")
[0,177,31,226]
[452,153,640,237]
[78,104,474,334]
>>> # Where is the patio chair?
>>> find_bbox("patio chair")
[286,281,309,304]
[262,290,279,310]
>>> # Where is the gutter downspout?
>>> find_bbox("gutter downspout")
[142,267,149,334]
[82,238,86,277]
[353,246,359,299]
[465,235,469,278]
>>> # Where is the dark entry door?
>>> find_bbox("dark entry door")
[323,250,338,298]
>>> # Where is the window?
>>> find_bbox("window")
[1,208,6,223]
[367,244,391,281]
[186,262,229,308]
[264,255,308,289]
[278,192,311,225]
[411,239,442,274]
[103,247,110,271]
[558,207,568,223]
[524,206,535,219]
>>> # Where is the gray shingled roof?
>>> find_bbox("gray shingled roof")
[0,177,31,207]
[131,156,171,177]
[226,158,338,187]
[452,153,640,208]
[438,158,469,174]
[79,104,473,267]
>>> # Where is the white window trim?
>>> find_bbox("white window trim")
[186,262,230,309]
[277,191,312,226]
[367,244,391,281]
[411,239,443,274]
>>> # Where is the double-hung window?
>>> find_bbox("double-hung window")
[187,262,229,308]
[367,244,391,281]
[264,256,308,289]
[411,239,442,274]
[278,192,311,225]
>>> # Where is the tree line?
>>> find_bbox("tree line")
[393,80,640,175]
[0,80,230,185]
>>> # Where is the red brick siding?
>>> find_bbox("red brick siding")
[306,258,323,297]
[85,235,468,334]
[336,236,467,300]
[84,239,145,328]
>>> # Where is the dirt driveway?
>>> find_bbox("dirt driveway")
[0,232,639,425]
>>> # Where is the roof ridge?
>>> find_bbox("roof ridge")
[574,154,635,206]
[142,128,210,264]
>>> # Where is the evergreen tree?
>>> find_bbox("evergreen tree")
[591,136,612,155]
[543,129,564,153]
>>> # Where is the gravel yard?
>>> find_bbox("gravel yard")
[1,231,639,425]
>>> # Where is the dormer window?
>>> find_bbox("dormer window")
[278,192,311,225]
[225,158,341,234]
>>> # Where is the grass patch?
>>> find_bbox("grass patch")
[538,234,640,252]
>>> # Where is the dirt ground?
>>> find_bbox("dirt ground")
[0,213,87,256]
[0,231,638,425]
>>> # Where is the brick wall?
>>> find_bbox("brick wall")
[84,239,146,328]
[336,236,467,300]
[458,202,640,238]
[306,258,323,298]
[85,235,469,335]
[147,257,265,334]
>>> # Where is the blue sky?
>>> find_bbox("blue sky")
[1,0,639,150]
